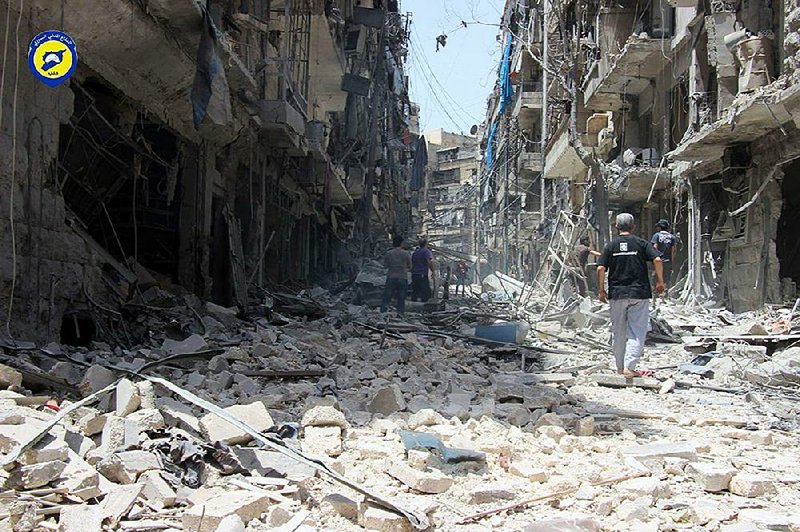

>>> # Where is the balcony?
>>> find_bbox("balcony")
[520,142,544,175]
[582,35,669,109]
[513,81,544,117]
[257,99,307,154]
[607,164,668,206]
[544,121,588,181]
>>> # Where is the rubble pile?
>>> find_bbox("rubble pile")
[0,289,799,531]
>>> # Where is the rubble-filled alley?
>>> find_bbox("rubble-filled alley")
[1,284,800,531]
[3,0,800,530]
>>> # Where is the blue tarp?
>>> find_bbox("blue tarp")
[486,120,498,169]
[498,34,514,115]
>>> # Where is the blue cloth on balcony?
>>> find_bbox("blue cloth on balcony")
[192,7,232,129]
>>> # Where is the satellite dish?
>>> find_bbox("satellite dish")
[470,124,478,135]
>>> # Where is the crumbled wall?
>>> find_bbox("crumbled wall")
[785,2,800,78]
[0,4,104,342]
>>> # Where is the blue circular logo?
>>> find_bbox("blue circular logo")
[28,30,77,87]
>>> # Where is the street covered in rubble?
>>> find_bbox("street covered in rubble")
[2,0,800,530]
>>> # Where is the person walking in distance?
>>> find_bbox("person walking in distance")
[650,219,677,293]
[381,235,411,315]
[572,236,601,296]
[597,213,665,377]
[410,238,434,301]
[454,260,469,296]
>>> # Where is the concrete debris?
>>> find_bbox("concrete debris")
[0,292,798,532]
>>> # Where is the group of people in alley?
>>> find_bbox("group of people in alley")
[383,213,678,379]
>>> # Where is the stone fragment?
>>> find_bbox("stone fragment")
[101,484,142,525]
[386,460,452,494]
[749,431,773,445]
[620,441,697,461]
[64,429,96,457]
[58,504,104,532]
[469,484,516,504]
[592,374,660,389]
[509,460,549,482]
[358,504,412,532]
[407,409,446,429]
[7,460,67,489]
[729,473,776,498]
[536,424,567,441]
[140,470,176,509]
[182,490,270,532]
[301,406,348,428]
[574,416,594,436]
[321,493,358,521]
[73,409,106,436]
[127,408,165,433]
[618,477,670,501]
[161,333,208,355]
[534,413,564,430]
[686,462,737,492]
[101,415,138,451]
[691,499,737,525]
[368,385,406,415]
[208,354,230,373]
[523,516,601,531]
[136,381,156,409]
[302,425,343,457]
[737,509,796,530]
[575,483,596,501]
[79,365,116,395]
[204,302,239,328]
[616,499,650,521]
[115,378,141,416]
[57,451,101,501]
[0,363,23,389]
[96,450,160,484]
[199,402,274,444]
[215,515,245,532]
[407,450,431,471]
[156,397,201,433]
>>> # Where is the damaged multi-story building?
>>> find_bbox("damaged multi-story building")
[479,0,800,312]
[417,128,479,256]
[0,0,416,343]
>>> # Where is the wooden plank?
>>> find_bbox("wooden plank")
[224,207,248,309]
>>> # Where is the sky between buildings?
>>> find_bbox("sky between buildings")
[404,0,503,136]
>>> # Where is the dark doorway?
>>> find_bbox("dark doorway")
[777,158,800,284]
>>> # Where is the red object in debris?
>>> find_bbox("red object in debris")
[44,399,60,413]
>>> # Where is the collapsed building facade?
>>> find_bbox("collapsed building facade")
[478,0,800,311]
[0,0,417,343]
[417,128,479,256]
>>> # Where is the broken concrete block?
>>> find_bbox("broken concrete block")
[574,415,595,436]
[140,470,176,509]
[534,413,565,430]
[469,484,516,504]
[536,424,567,441]
[321,493,358,521]
[199,402,274,444]
[301,405,348,428]
[182,490,270,532]
[115,378,141,416]
[0,363,22,389]
[204,302,239,328]
[58,504,104,532]
[72,409,106,437]
[96,450,160,484]
[161,334,208,355]
[101,483,143,526]
[737,509,797,530]
[208,354,230,373]
[407,450,431,471]
[156,397,201,433]
[7,460,67,489]
[101,415,138,451]
[20,434,69,466]
[64,429,96,458]
[618,476,671,501]
[523,516,601,531]
[216,515,245,532]
[358,504,413,532]
[136,380,156,409]
[56,451,101,501]
[386,459,452,494]
[749,430,774,445]
[615,498,650,521]
[127,408,165,434]
[407,409,447,429]
[368,384,407,415]
[79,365,116,396]
[686,462,737,492]
[302,426,343,457]
[729,473,776,498]
[691,499,737,525]
[592,374,660,389]
[509,460,549,483]
[620,441,698,461]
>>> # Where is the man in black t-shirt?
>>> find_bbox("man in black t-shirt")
[597,213,665,377]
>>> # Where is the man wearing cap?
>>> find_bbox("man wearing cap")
[651,219,677,292]
[597,213,665,377]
